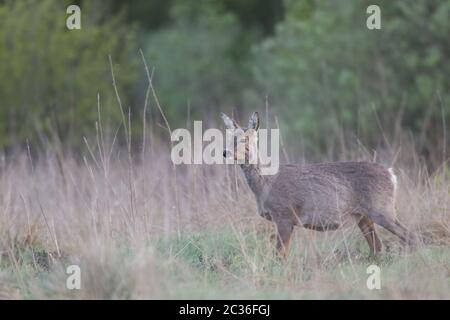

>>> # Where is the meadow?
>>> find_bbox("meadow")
[0,118,448,299]
[0,0,449,300]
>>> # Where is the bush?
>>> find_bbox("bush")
[143,0,254,127]
[252,0,450,161]
[0,0,138,148]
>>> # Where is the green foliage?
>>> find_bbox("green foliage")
[143,0,255,127]
[253,0,450,157]
[0,0,448,164]
[0,0,138,147]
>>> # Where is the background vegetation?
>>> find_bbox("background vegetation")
[0,0,448,166]
[0,0,448,299]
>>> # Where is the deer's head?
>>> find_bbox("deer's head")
[221,112,259,163]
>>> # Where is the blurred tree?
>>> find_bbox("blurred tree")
[0,0,448,167]
[220,0,284,35]
[253,0,450,164]
[110,0,284,35]
[142,0,255,126]
[110,0,173,31]
[0,0,138,148]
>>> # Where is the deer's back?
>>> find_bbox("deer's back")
[260,161,395,227]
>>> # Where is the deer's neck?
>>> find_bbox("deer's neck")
[240,164,265,198]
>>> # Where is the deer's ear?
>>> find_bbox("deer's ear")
[220,112,238,129]
[248,112,259,131]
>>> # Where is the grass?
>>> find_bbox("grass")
[0,147,448,299]
[0,56,448,299]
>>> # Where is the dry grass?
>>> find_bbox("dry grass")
[0,139,448,299]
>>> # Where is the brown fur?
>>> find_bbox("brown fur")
[241,161,416,257]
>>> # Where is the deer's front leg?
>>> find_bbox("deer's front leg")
[274,220,294,259]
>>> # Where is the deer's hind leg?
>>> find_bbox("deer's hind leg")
[355,215,382,255]
[366,209,416,246]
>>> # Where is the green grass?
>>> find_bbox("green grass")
[3,226,448,299]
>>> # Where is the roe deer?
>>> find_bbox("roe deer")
[221,111,416,258]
